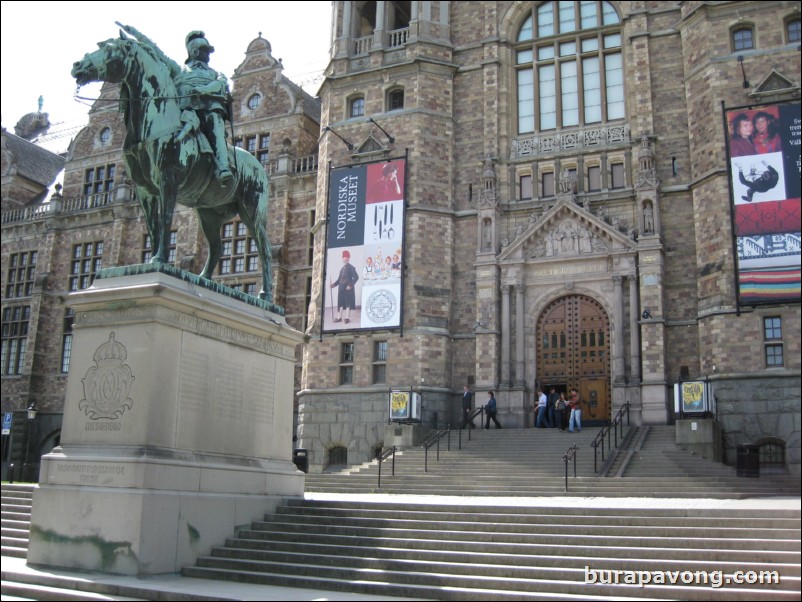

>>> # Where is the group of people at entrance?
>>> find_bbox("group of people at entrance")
[461,386,581,431]
[536,387,582,432]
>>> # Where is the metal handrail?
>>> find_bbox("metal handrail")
[562,444,578,492]
[421,427,451,472]
[377,445,397,489]
[458,407,484,447]
[590,402,631,472]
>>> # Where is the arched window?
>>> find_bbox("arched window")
[388,88,405,111]
[732,26,754,51]
[350,96,365,118]
[786,18,801,44]
[757,437,786,474]
[515,1,623,134]
[247,93,262,110]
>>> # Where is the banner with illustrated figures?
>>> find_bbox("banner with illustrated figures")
[725,102,801,305]
[323,158,406,332]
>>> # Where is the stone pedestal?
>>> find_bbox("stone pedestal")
[384,423,428,449]
[27,269,305,575]
[676,418,722,462]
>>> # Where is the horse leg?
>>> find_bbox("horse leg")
[154,175,178,264]
[137,191,162,264]
[236,187,273,302]
[197,209,226,281]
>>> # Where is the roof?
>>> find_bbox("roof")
[2,128,66,189]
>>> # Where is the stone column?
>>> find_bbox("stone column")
[501,284,511,386]
[374,1,386,48]
[629,275,641,383]
[515,283,525,385]
[613,275,625,383]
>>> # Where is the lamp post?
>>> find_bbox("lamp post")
[24,402,37,482]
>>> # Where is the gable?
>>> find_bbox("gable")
[498,198,636,262]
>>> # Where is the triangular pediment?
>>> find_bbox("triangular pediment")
[353,135,390,158]
[498,198,636,262]
[754,70,797,93]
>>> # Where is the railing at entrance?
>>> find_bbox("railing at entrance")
[590,402,631,472]
[562,444,578,492]
[376,446,397,489]
[421,428,451,472]
[458,407,484,448]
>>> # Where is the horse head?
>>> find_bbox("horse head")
[72,37,131,86]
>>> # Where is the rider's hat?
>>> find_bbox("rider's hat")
[185,30,214,63]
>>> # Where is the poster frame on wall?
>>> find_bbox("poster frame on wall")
[321,154,408,334]
[722,100,801,308]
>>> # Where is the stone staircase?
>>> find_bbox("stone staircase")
[3,427,800,600]
[1,483,34,559]
[303,426,801,498]
[183,498,801,600]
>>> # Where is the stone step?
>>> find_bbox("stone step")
[0,581,142,601]
[206,543,802,576]
[234,524,801,552]
[184,563,799,601]
[275,505,802,528]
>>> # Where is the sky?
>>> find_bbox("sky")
[0,1,332,136]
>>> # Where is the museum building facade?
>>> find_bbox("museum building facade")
[2,1,801,478]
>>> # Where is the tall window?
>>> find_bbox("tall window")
[142,231,177,264]
[610,162,625,189]
[340,342,355,385]
[732,27,754,51]
[372,340,388,384]
[388,89,404,111]
[307,210,316,266]
[542,171,555,197]
[787,19,801,43]
[83,164,115,201]
[350,97,365,118]
[219,221,259,276]
[587,165,601,191]
[764,316,784,367]
[61,308,75,374]
[1,305,30,376]
[69,241,103,291]
[516,1,623,133]
[520,175,533,200]
[5,251,37,299]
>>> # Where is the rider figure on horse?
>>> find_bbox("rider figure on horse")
[118,24,234,183]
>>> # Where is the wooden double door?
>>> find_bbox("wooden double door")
[536,295,610,422]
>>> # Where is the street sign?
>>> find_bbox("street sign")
[2,412,12,435]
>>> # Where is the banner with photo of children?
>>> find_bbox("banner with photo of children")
[323,158,406,332]
[725,102,801,305]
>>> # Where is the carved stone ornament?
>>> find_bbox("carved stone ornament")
[79,332,135,420]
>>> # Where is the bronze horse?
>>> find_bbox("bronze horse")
[72,35,273,301]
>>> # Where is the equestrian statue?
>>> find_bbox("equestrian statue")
[71,25,274,301]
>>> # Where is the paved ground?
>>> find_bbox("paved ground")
[3,492,800,601]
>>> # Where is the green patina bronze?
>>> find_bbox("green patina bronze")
[72,25,275,302]
[96,264,284,314]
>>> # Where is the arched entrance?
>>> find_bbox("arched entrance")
[536,295,611,423]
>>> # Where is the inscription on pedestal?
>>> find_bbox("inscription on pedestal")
[55,462,126,485]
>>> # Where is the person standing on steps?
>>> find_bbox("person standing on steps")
[484,391,502,429]
[555,392,568,431]
[535,388,549,428]
[568,388,582,433]
[461,385,475,429]
[548,386,559,428]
